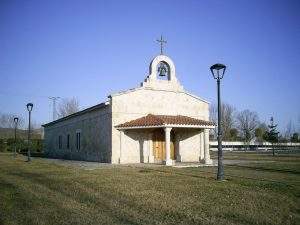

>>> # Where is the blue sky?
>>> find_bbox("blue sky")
[0,0,299,132]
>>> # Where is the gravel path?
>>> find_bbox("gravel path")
[29,157,274,170]
[33,157,114,170]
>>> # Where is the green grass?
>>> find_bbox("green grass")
[211,150,300,161]
[0,153,299,225]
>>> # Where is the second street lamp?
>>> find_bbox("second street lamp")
[26,103,33,162]
[13,117,19,158]
[210,63,226,181]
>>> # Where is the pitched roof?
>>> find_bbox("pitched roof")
[116,114,214,128]
[42,102,108,127]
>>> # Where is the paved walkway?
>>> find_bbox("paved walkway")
[34,157,114,170]
[222,159,275,165]
[30,157,274,170]
[171,159,274,168]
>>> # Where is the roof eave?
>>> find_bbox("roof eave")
[115,124,215,130]
[42,102,109,127]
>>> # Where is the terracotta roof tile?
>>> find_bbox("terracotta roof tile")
[116,114,214,128]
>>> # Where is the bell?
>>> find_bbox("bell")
[158,64,167,77]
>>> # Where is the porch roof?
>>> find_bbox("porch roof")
[116,114,215,129]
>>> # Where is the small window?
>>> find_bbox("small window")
[67,134,70,149]
[58,135,62,149]
[76,132,81,150]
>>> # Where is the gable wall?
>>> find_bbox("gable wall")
[111,88,209,163]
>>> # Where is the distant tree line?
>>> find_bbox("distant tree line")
[0,97,80,153]
[0,138,43,153]
[209,103,300,144]
[0,112,42,153]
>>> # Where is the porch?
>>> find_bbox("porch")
[116,114,215,165]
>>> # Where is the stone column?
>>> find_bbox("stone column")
[148,133,154,163]
[175,133,181,162]
[164,127,173,166]
[119,130,124,164]
[204,129,212,164]
[200,130,205,161]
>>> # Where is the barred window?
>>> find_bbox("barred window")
[67,134,70,149]
[76,132,81,150]
[58,135,62,149]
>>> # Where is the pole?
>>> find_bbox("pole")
[14,123,17,158]
[217,79,224,180]
[49,97,60,121]
[27,111,31,162]
[53,98,56,121]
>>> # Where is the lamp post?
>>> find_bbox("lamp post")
[210,63,226,181]
[13,117,19,158]
[26,103,33,162]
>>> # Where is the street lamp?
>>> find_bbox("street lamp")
[13,117,19,158]
[26,103,33,162]
[210,63,226,181]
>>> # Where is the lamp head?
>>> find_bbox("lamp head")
[14,117,19,124]
[26,103,33,112]
[210,63,226,80]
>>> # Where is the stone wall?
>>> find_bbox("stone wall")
[43,105,112,162]
[176,129,202,162]
[119,130,151,163]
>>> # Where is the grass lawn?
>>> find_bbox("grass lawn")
[0,153,299,225]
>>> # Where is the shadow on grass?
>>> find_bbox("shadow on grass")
[138,166,299,196]
[226,164,300,175]
[6,170,199,225]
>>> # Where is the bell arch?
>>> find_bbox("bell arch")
[141,54,184,91]
[148,55,177,82]
[157,61,171,80]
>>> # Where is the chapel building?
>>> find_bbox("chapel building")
[43,49,215,165]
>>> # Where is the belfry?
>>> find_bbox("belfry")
[43,38,215,165]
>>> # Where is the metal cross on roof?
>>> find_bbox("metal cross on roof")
[156,35,167,55]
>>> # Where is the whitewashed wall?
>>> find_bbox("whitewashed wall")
[111,88,209,163]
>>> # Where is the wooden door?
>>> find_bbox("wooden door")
[153,129,176,161]
[170,139,175,160]
[170,130,176,160]
[153,129,165,161]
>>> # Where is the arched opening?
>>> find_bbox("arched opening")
[156,61,170,80]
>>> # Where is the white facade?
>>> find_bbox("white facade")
[43,54,214,165]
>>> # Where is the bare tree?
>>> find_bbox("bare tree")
[0,113,24,128]
[29,121,43,138]
[209,104,218,139]
[209,103,236,141]
[0,113,12,128]
[298,114,300,134]
[236,109,260,144]
[285,120,295,140]
[255,123,268,142]
[57,97,80,118]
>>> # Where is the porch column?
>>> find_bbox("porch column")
[175,133,181,162]
[164,127,173,166]
[204,129,212,164]
[148,133,154,163]
[200,130,205,161]
[119,130,124,164]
